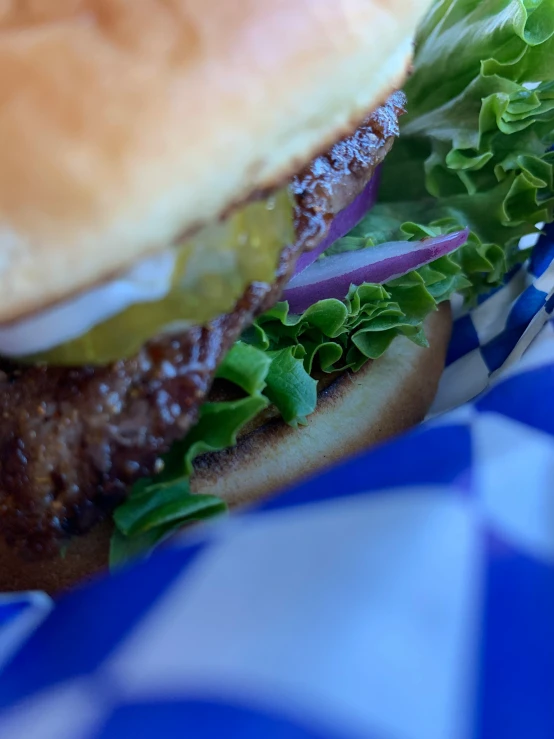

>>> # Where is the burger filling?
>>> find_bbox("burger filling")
[0,93,406,558]
[3,0,553,571]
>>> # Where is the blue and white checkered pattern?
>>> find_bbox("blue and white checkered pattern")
[0,593,52,674]
[0,233,553,739]
[432,224,554,414]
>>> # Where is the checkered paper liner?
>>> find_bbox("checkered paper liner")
[431,223,554,414]
[0,228,553,739]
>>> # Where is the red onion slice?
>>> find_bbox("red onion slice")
[293,170,381,277]
[284,229,470,314]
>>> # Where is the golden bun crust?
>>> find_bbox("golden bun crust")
[0,305,450,594]
[0,0,431,323]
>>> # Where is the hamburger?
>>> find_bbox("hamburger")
[0,0,552,593]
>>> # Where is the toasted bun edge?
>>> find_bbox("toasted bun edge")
[190,303,452,505]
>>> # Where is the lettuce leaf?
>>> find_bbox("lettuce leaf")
[359,0,554,298]
[247,255,466,376]
[110,0,554,565]
[110,342,315,567]
[264,347,318,427]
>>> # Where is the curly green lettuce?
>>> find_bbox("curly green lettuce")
[110,343,316,566]
[368,0,554,292]
[110,0,554,566]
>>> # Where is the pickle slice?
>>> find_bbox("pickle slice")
[30,189,294,365]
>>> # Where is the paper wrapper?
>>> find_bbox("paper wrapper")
[0,228,553,739]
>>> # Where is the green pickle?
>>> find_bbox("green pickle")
[32,189,294,365]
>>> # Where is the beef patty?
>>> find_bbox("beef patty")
[0,92,405,558]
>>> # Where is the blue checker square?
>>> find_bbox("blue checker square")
[446,314,481,366]
[476,365,554,436]
[97,700,350,739]
[479,284,551,373]
[480,324,528,373]
[506,285,549,331]
[0,593,53,674]
[475,549,554,739]
[530,223,554,278]
[0,600,34,629]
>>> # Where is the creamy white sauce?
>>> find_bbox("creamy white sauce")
[0,250,177,357]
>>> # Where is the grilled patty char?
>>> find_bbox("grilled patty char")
[0,93,404,558]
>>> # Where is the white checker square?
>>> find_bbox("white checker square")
[495,319,554,383]
[474,412,554,563]
[489,308,551,383]
[471,270,529,345]
[533,262,554,295]
[431,349,491,415]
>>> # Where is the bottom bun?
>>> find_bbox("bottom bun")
[0,303,451,594]
[191,302,451,502]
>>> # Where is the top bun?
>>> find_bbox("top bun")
[0,0,430,323]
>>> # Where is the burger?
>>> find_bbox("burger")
[0,0,552,593]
